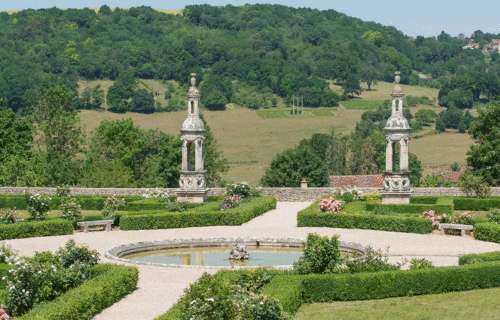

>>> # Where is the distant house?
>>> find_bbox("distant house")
[419,73,432,80]
[329,175,383,188]
[463,43,480,49]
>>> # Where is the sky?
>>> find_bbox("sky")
[1,0,499,38]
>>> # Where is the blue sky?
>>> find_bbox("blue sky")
[2,0,499,38]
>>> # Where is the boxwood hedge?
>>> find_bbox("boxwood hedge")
[120,196,277,230]
[473,223,500,244]
[18,263,138,320]
[459,251,500,265]
[364,203,452,214]
[0,220,73,240]
[301,262,500,303]
[453,197,500,211]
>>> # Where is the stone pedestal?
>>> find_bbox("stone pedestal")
[176,171,209,203]
[381,171,412,204]
[380,191,412,204]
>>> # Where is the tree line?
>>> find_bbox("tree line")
[0,88,228,187]
[0,5,499,115]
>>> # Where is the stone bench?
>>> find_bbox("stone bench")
[439,223,473,237]
[77,220,114,233]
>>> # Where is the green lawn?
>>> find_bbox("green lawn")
[294,287,500,320]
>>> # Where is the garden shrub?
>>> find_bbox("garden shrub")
[293,233,342,274]
[18,264,138,320]
[419,210,449,229]
[260,275,303,315]
[488,208,500,224]
[0,208,23,224]
[411,196,438,204]
[459,251,500,265]
[344,246,401,273]
[301,261,500,302]
[334,186,363,203]
[55,185,71,198]
[0,220,73,240]
[297,209,432,234]
[449,211,475,225]
[59,198,82,225]
[365,203,452,214]
[120,196,276,230]
[318,197,344,213]
[25,192,51,221]
[474,223,500,243]
[453,197,500,211]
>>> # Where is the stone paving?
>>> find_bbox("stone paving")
[6,202,500,320]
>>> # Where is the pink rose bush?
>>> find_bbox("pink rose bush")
[318,196,344,213]
[419,210,448,229]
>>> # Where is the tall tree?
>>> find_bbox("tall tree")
[466,99,500,186]
[199,113,229,187]
[31,86,85,160]
[260,145,329,187]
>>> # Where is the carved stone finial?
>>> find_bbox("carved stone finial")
[190,73,196,87]
[395,71,401,84]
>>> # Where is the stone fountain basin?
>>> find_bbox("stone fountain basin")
[105,237,368,269]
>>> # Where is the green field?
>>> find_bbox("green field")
[77,79,470,185]
[294,287,500,320]
[341,100,386,110]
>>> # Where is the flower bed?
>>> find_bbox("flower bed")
[18,264,138,320]
[297,199,432,234]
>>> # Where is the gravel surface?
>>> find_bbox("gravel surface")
[6,202,500,319]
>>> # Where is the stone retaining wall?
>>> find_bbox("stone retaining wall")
[3,187,500,201]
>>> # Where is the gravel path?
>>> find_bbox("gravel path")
[6,202,500,319]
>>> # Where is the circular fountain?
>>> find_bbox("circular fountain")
[105,237,368,269]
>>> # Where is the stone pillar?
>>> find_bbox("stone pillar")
[400,137,409,171]
[386,138,393,172]
[301,178,308,189]
[181,140,189,171]
[195,138,204,171]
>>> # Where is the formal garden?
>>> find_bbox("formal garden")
[1,182,500,318]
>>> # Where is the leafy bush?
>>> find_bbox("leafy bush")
[18,264,138,320]
[102,195,125,219]
[409,258,434,270]
[334,186,363,203]
[449,211,475,225]
[344,246,400,273]
[488,208,500,224]
[474,223,500,243]
[55,239,100,269]
[363,191,381,203]
[458,172,491,198]
[25,192,51,221]
[4,246,95,316]
[220,195,243,211]
[0,208,23,224]
[318,197,344,213]
[459,251,500,265]
[419,210,449,229]
[56,184,71,198]
[60,198,82,223]
[371,205,395,215]
[294,233,342,274]
[0,220,73,240]
[165,201,189,212]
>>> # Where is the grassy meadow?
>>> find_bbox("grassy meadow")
[77,79,473,185]
[294,287,500,320]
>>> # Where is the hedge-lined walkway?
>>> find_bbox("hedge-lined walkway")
[7,202,500,320]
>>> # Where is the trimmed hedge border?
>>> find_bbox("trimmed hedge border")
[260,275,303,315]
[301,262,500,303]
[453,197,500,211]
[297,211,432,234]
[473,223,500,243]
[365,203,452,214]
[459,251,500,265]
[0,220,73,240]
[410,196,439,204]
[120,196,277,230]
[18,263,138,320]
